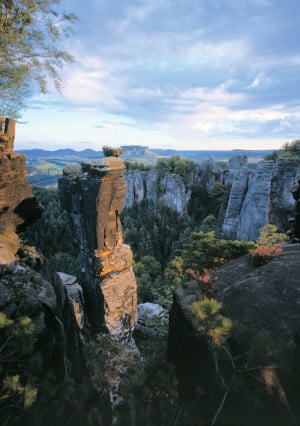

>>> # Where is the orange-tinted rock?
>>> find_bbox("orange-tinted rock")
[96,245,133,277]
[0,117,15,154]
[59,147,137,337]
[0,118,41,264]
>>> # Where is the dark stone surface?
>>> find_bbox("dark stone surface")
[0,262,86,382]
[168,245,300,399]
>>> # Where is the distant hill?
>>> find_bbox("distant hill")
[17,147,274,161]
[151,148,274,161]
[17,146,276,187]
[16,148,103,159]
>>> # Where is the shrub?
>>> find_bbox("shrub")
[191,298,232,346]
[186,268,218,299]
[257,224,288,247]
[250,245,283,267]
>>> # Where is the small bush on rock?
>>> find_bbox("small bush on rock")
[250,245,283,267]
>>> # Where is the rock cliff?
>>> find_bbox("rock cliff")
[124,161,220,215]
[223,158,300,240]
[124,169,192,215]
[0,118,41,263]
[0,119,87,406]
[59,148,137,337]
[0,262,85,381]
[291,174,300,239]
[124,155,300,241]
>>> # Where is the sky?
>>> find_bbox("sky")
[16,0,300,151]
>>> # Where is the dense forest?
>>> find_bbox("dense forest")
[21,160,258,425]
[1,148,298,425]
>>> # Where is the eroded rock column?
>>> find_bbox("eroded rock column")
[59,147,137,337]
[0,118,41,263]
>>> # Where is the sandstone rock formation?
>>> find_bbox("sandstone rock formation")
[167,244,300,423]
[124,155,300,241]
[57,272,85,329]
[223,158,300,240]
[124,162,217,215]
[291,175,300,239]
[222,168,249,236]
[0,118,41,264]
[59,148,137,337]
[0,262,86,381]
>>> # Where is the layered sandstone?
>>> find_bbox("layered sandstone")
[222,158,300,240]
[59,148,137,336]
[0,118,41,263]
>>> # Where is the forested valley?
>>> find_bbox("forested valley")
[22,157,257,425]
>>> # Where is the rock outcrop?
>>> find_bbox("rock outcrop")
[0,118,41,263]
[0,262,86,381]
[291,174,300,239]
[124,155,300,241]
[223,159,300,240]
[167,244,300,423]
[124,169,193,215]
[59,148,137,337]
[57,272,85,329]
[124,161,219,215]
[0,118,86,381]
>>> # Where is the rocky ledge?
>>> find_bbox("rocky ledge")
[168,244,300,419]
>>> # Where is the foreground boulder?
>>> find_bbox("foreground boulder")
[168,244,300,425]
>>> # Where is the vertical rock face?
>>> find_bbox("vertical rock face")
[223,159,300,240]
[0,118,86,386]
[291,174,300,240]
[237,161,274,240]
[59,149,137,337]
[124,166,210,215]
[222,169,249,236]
[0,118,41,264]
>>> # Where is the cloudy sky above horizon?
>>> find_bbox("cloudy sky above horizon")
[16,0,300,151]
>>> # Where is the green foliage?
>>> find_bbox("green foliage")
[2,375,38,409]
[25,186,81,276]
[0,0,77,118]
[249,224,287,267]
[256,224,288,247]
[179,231,254,281]
[118,330,179,425]
[188,181,229,228]
[265,139,300,161]
[122,200,186,267]
[155,155,197,180]
[124,160,152,171]
[191,298,232,346]
[164,256,184,287]
[0,314,38,423]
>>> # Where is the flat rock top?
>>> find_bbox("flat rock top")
[176,244,300,346]
[219,244,300,343]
